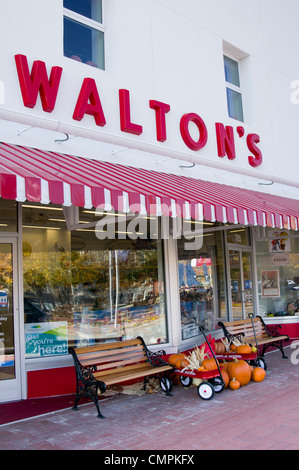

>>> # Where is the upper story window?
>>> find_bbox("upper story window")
[224,55,244,122]
[63,0,105,70]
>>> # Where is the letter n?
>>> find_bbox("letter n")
[15,54,62,112]
[73,78,106,126]
[215,123,236,160]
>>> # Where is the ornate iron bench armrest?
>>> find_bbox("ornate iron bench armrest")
[69,347,106,391]
[257,315,289,339]
[217,321,245,344]
[137,336,170,367]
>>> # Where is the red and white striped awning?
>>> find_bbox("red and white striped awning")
[0,142,298,230]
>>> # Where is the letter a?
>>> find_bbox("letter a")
[73,78,106,126]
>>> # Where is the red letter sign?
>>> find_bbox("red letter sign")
[149,100,170,142]
[215,123,236,160]
[15,54,62,112]
[73,78,106,126]
[119,89,143,135]
[180,113,208,150]
[247,133,263,167]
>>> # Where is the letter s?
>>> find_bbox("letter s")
[247,133,262,168]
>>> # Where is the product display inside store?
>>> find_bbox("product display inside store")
[22,204,168,357]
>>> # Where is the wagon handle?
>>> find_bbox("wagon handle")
[248,313,260,362]
[199,326,224,386]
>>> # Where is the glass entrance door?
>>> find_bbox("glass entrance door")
[229,250,253,320]
[0,240,21,402]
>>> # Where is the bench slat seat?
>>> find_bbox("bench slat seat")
[69,336,173,418]
[94,364,173,386]
[218,315,289,360]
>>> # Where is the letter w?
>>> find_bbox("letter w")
[15,54,62,112]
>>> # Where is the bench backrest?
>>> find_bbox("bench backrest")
[222,317,268,341]
[71,338,149,378]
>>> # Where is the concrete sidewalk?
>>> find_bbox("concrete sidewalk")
[0,347,299,451]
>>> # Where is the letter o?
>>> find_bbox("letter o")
[180,113,208,150]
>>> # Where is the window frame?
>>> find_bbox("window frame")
[63,0,105,69]
[223,54,244,122]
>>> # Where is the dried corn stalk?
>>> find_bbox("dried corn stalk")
[221,337,230,352]
[181,344,208,373]
[231,337,242,347]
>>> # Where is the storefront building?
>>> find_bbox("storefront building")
[0,0,299,402]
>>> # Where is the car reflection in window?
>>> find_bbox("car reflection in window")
[24,298,51,323]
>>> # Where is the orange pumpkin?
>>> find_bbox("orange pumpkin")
[230,343,237,352]
[168,354,180,365]
[178,357,190,369]
[219,360,229,371]
[168,353,186,368]
[220,369,229,388]
[236,344,252,354]
[201,357,219,371]
[229,377,240,390]
[226,359,251,386]
[251,367,266,382]
[214,342,226,354]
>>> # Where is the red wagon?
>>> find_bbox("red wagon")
[173,365,225,400]
[168,326,226,400]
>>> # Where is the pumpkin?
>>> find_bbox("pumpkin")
[220,369,229,388]
[229,377,240,390]
[251,367,266,382]
[201,357,219,371]
[230,343,237,352]
[214,341,226,354]
[226,359,251,386]
[178,357,190,369]
[168,354,180,365]
[219,360,229,371]
[168,353,187,368]
[236,344,252,354]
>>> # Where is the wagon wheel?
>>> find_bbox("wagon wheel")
[208,376,225,393]
[180,375,192,387]
[197,381,215,400]
[159,376,173,394]
[255,357,267,370]
[250,356,267,370]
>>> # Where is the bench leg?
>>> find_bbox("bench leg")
[92,389,105,419]
[142,377,147,392]
[261,341,288,359]
[72,384,105,419]
[278,341,288,359]
[72,395,80,411]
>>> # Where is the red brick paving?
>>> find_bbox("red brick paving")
[1,348,299,450]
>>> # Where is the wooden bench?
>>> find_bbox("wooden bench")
[69,336,174,419]
[218,315,289,360]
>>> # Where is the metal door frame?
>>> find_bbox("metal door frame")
[0,237,23,402]
[226,243,254,322]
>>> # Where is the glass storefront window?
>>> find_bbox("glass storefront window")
[0,199,17,232]
[22,204,167,358]
[178,230,226,340]
[256,228,299,317]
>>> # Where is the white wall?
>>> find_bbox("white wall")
[0,0,298,198]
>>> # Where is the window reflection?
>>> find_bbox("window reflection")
[22,204,167,357]
[178,231,226,340]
